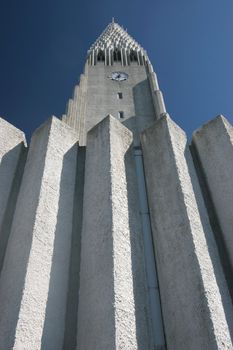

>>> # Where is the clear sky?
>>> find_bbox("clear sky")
[1,0,233,141]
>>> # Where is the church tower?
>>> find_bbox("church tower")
[0,20,232,350]
[61,19,166,145]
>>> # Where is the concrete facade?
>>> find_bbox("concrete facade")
[63,22,157,146]
[192,116,233,281]
[0,117,79,349]
[63,63,156,147]
[0,118,27,273]
[0,21,232,350]
[84,63,156,146]
[141,115,233,350]
[77,116,152,350]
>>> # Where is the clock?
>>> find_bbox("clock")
[109,72,128,81]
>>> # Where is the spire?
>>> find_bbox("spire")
[87,20,148,66]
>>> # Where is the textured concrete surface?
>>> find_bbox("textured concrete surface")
[63,147,86,350]
[62,20,162,147]
[84,63,156,146]
[0,117,79,350]
[0,118,27,271]
[64,62,156,147]
[147,63,166,119]
[152,90,166,118]
[141,115,233,350]
[192,115,233,278]
[2,20,233,350]
[77,115,152,350]
[63,22,156,146]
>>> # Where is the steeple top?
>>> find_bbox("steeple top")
[87,20,148,66]
[88,20,144,51]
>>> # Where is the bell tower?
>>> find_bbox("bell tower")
[61,20,166,145]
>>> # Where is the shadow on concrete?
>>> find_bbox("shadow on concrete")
[124,144,150,350]
[116,79,156,147]
[62,147,85,350]
[189,144,233,341]
[0,127,49,349]
[74,120,116,349]
[132,79,156,141]
[40,143,83,350]
[0,143,27,273]
[121,115,136,137]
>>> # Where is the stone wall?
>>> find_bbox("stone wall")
[0,113,232,349]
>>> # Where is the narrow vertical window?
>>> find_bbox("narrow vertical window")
[117,92,123,99]
[118,111,124,119]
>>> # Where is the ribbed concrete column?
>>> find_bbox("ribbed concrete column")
[153,90,166,119]
[146,63,166,119]
[147,64,159,91]
[0,118,27,271]
[77,74,88,145]
[192,115,233,278]
[0,117,79,350]
[141,115,233,350]
[77,115,152,350]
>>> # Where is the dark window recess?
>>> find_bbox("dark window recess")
[118,111,124,119]
[130,50,138,62]
[114,50,121,61]
[97,51,105,61]
[117,92,123,99]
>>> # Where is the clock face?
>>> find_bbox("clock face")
[110,72,128,81]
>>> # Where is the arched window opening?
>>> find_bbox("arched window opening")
[130,50,138,63]
[113,50,121,62]
[97,51,105,62]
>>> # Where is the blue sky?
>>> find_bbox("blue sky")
[1,0,233,141]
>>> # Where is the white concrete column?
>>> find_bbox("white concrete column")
[148,69,160,91]
[153,90,166,119]
[77,115,152,350]
[141,114,233,350]
[73,85,79,100]
[61,114,67,122]
[0,118,26,233]
[0,118,27,271]
[66,98,75,128]
[0,117,79,350]
[192,115,233,282]
[77,74,88,146]
[104,48,107,65]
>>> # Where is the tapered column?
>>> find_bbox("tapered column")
[141,115,233,350]
[0,117,79,350]
[77,74,88,145]
[0,118,27,271]
[192,115,233,277]
[77,115,152,350]
[147,64,166,119]
[153,90,166,118]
